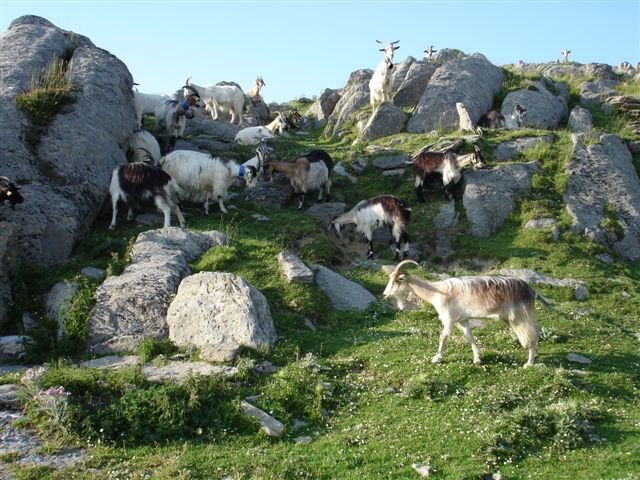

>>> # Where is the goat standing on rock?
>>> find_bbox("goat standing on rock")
[383,260,550,368]
[369,40,399,112]
[330,194,411,261]
[0,176,24,209]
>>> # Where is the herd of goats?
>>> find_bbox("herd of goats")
[0,41,552,368]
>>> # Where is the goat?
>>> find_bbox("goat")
[478,103,527,131]
[108,163,185,230]
[234,112,288,145]
[242,141,274,181]
[410,145,485,202]
[455,102,477,134]
[184,77,245,125]
[424,45,437,62]
[284,110,303,131]
[263,149,333,209]
[383,260,549,368]
[155,86,200,154]
[133,90,172,129]
[247,75,265,104]
[561,49,571,64]
[369,40,400,111]
[0,176,24,209]
[330,194,411,261]
[124,128,161,165]
[160,150,257,214]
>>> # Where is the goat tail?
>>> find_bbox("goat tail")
[508,307,539,350]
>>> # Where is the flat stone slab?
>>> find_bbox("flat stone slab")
[142,361,238,382]
[312,264,376,311]
[567,353,592,364]
[79,355,139,369]
[241,400,284,436]
[277,251,314,283]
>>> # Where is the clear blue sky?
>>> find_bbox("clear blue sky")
[1,1,638,103]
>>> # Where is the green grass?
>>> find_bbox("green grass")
[3,91,640,480]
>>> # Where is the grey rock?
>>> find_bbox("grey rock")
[564,134,640,260]
[277,251,314,284]
[502,81,568,129]
[80,266,106,281]
[325,69,373,138]
[578,80,619,108]
[78,355,139,369]
[627,141,640,154]
[245,176,293,209]
[463,162,539,237]
[305,202,346,229]
[0,222,19,329]
[567,353,592,364]
[382,169,405,177]
[312,264,376,311]
[360,102,407,140]
[333,163,357,183]
[87,229,228,354]
[0,335,31,363]
[294,436,313,444]
[1,16,137,268]
[22,312,37,331]
[44,280,79,336]
[241,400,284,436]
[393,61,437,108]
[595,253,614,265]
[568,106,593,133]
[389,56,417,93]
[408,54,503,133]
[524,218,557,229]
[433,200,459,259]
[182,112,241,141]
[372,154,410,170]
[306,88,341,127]
[167,272,275,362]
[492,135,555,162]
[0,384,20,410]
[142,361,238,382]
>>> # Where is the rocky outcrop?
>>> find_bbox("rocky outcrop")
[502,80,568,129]
[324,69,372,138]
[0,16,136,267]
[360,102,407,140]
[463,162,540,238]
[408,54,503,133]
[167,272,275,362]
[393,61,437,108]
[306,88,341,127]
[87,228,228,354]
[564,134,640,260]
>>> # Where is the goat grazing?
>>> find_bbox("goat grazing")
[369,40,400,111]
[561,49,571,64]
[410,145,484,202]
[155,86,200,153]
[184,77,245,125]
[478,103,527,131]
[234,112,288,145]
[0,176,24,209]
[247,76,265,104]
[124,128,162,165]
[263,149,333,209]
[330,195,411,261]
[108,163,185,230]
[160,150,257,214]
[133,90,172,129]
[383,260,548,368]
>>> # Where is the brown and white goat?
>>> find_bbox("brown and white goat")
[383,260,549,368]
[330,195,411,260]
[410,145,484,202]
[247,75,265,103]
[0,176,24,209]
[108,163,185,230]
[263,149,333,209]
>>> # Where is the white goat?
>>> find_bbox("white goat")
[263,149,333,209]
[108,162,185,230]
[234,112,288,145]
[154,87,200,153]
[184,77,245,125]
[247,75,265,104]
[124,128,161,165]
[160,150,257,214]
[133,90,172,129]
[410,145,485,202]
[561,49,571,64]
[383,260,549,368]
[330,195,411,260]
[369,40,399,111]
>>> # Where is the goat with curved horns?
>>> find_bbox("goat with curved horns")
[383,260,551,368]
[369,40,399,111]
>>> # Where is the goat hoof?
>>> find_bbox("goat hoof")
[108,225,115,231]
[431,355,442,364]
[367,252,374,260]
[473,359,482,365]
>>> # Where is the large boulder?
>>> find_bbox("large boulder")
[502,80,568,129]
[564,134,640,260]
[306,88,341,127]
[0,16,136,267]
[167,272,275,362]
[578,80,619,108]
[324,69,373,138]
[407,54,503,133]
[463,162,540,237]
[87,228,228,354]
[360,102,407,140]
[389,56,417,93]
[393,61,437,108]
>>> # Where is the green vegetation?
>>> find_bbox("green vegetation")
[2,72,640,480]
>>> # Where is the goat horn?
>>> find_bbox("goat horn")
[185,76,192,86]
[391,40,400,44]
[376,40,383,44]
[390,259,419,279]
[185,85,200,98]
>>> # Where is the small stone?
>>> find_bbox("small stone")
[567,353,592,364]
[294,436,313,444]
[412,463,433,477]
